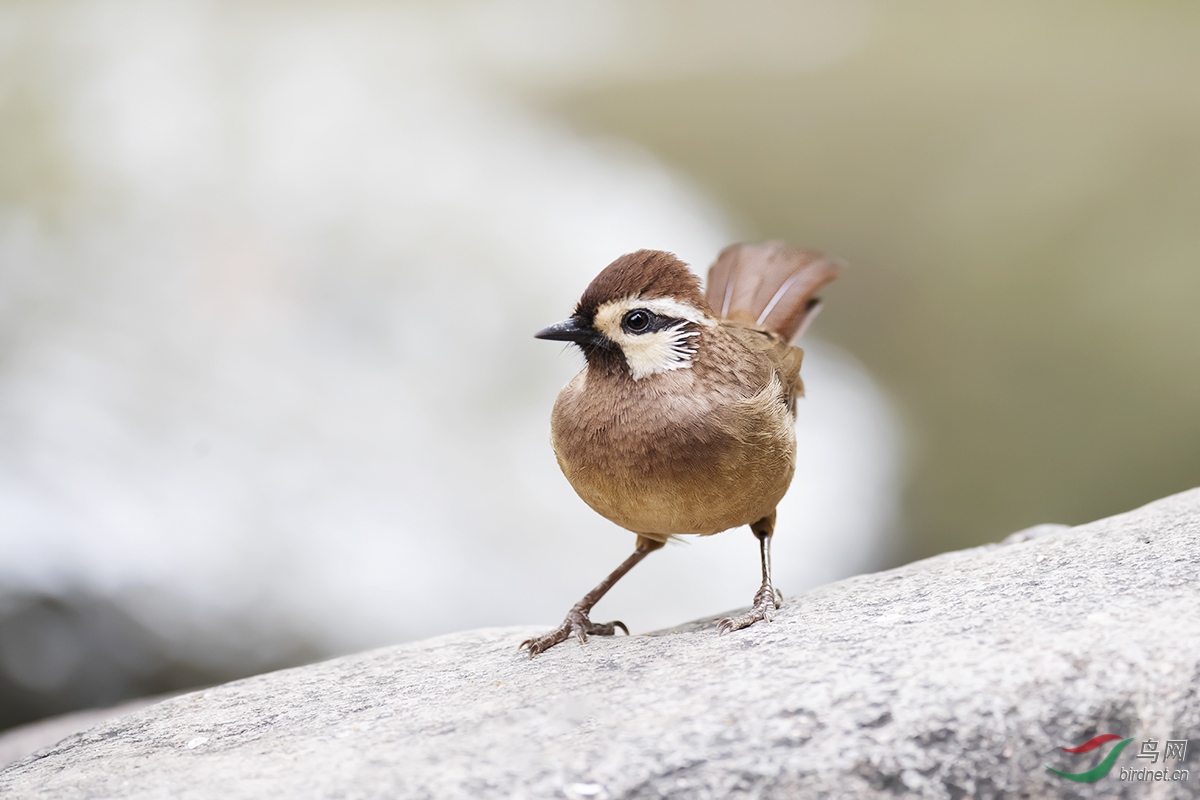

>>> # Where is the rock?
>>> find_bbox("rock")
[999,522,1070,544]
[2,490,1199,799]
[0,694,174,770]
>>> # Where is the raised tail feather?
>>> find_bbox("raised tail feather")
[705,241,842,342]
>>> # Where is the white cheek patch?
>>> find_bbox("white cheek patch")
[620,323,700,380]
[593,297,710,380]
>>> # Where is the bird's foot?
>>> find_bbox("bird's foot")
[519,606,629,657]
[717,583,782,634]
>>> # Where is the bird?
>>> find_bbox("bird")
[521,242,840,657]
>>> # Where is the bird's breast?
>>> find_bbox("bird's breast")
[549,365,795,539]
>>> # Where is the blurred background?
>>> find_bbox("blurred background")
[0,0,1196,732]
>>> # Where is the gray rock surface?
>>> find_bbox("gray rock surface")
[3,490,1199,799]
[0,694,173,770]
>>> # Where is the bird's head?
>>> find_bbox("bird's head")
[535,250,717,380]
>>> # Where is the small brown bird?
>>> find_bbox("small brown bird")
[522,242,840,656]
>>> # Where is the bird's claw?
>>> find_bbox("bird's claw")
[717,584,782,635]
[519,607,628,657]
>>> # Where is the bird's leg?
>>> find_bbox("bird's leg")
[520,536,664,657]
[718,512,783,634]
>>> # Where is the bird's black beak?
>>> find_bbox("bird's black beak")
[534,316,605,346]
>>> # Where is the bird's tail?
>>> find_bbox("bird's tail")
[705,241,842,342]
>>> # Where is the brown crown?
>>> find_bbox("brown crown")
[575,250,710,320]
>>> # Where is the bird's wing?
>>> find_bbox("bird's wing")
[721,323,806,411]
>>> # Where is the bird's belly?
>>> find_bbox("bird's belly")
[550,386,796,539]
[562,463,791,539]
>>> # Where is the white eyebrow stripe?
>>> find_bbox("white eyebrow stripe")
[627,297,716,326]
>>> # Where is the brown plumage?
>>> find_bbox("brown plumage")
[577,249,709,315]
[521,242,841,656]
[706,241,841,342]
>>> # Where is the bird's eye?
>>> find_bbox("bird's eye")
[622,309,651,333]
